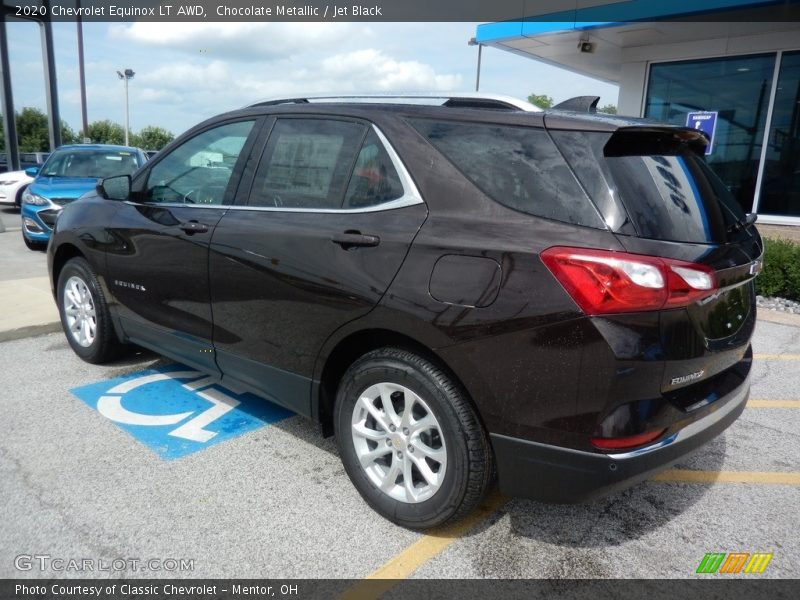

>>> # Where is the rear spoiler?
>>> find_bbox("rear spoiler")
[604,126,709,157]
[552,96,600,112]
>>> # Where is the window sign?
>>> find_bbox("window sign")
[686,111,718,156]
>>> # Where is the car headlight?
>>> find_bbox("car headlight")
[21,189,50,206]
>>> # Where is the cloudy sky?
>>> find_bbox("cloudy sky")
[5,21,618,139]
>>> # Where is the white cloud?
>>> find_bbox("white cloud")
[113,49,462,123]
[110,22,363,61]
[318,49,462,91]
[7,21,616,136]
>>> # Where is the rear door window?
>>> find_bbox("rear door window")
[410,119,604,228]
[250,118,366,209]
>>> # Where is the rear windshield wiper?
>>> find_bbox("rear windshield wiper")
[727,213,758,234]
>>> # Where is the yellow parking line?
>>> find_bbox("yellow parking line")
[339,493,508,600]
[754,353,800,361]
[748,399,800,408]
[652,469,800,485]
[341,468,798,597]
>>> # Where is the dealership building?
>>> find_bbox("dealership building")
[477,0,800,225]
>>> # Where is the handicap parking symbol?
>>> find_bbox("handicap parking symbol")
[71,366,293,460]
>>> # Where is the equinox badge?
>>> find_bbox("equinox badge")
[671,370,705,385]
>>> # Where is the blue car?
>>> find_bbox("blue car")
[21,144,146,249]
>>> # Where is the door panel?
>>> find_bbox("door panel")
[208,204,428,415]
[106,204,226,373]
[105,118,260,373]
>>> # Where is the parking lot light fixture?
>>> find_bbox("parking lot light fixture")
[117,68,135,146]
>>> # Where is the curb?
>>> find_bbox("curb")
[757,310,800,328]
[0,321,62,343]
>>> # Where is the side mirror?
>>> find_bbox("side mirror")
[96,174,131,201]
[24,166,39,177]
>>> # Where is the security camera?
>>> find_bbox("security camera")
[579,41,595,53]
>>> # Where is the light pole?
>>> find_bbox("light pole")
[117,68,135,145]
[467,37,482,92]
[77,6,89,142]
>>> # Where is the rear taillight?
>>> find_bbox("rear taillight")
[540,246,717,315]
[590,428,668,450]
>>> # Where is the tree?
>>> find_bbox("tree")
[598,104,618,115]
[16,107,49,151]
[60,120,78,145]
[527,94,554,109]
[87,119,125,145]
[2,110,77,151]
[131,125,174,150]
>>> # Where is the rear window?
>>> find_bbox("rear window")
[410,119,604,228]
[551,130,747,244]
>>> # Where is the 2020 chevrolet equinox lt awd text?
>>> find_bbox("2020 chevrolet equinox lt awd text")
[47,93,763,528]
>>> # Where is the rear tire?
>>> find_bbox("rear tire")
[57,257,123,363]
[335,347,493,529]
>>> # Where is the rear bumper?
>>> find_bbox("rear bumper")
[491,373,749,502]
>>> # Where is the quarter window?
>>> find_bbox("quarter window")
[343,130,404,208]
[145,120,255,205]
[410,119,604,228]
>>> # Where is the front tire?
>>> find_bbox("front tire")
[335,347,493,529]
[57,257,123,363]
[22,230,46,251]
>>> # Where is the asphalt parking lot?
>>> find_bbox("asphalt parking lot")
[1,312,798,584]
[1,205,21,234]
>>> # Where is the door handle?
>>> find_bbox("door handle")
[178,221,209,234]
[331,231,380,250]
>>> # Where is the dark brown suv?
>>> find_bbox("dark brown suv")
[47,94,762,528]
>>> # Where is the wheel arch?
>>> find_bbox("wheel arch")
[51,243,86,298]
[315,327,477,438]
[15,183,28,207]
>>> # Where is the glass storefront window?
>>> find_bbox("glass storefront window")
[645,54,776,214]
[758,51,800,217]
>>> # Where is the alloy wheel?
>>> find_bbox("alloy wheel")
[350,382,447,503]
[63,275,97,348]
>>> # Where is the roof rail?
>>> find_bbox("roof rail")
[553,96,600,113]
[247,93,541,112]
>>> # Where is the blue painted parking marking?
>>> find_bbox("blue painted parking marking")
[70,365,293,460]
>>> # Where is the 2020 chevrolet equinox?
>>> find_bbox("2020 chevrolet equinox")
[47,94,762,528]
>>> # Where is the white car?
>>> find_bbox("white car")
[0,169,34,208]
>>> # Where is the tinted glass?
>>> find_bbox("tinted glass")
[41,149,141,178]
[645,54,776,213]
[343,130,404,208]
[410,119,603,228]
[146,120,254,205]
[554,129,746,244]
[251,119,365,209]
[758,50,800,217]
